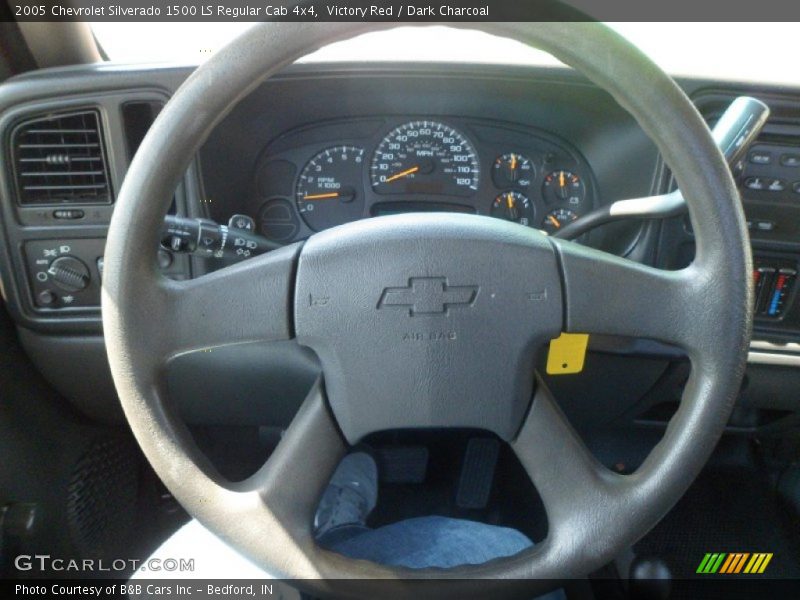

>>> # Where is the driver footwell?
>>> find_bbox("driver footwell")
[363,430,549,544]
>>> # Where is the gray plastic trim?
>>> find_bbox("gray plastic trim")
[748,340,800,366]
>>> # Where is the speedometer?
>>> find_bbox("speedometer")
[370,121,480,197]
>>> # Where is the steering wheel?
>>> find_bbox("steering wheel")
[102,22,752,597]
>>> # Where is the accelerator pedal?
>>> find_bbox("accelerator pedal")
[456,437,500,509]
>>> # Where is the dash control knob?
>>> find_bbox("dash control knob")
[47,256,90,293]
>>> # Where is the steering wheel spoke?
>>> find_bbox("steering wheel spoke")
[234,380,347,547]
[512,380,620,543]
[552,238,709,354]
[155,243,301,360]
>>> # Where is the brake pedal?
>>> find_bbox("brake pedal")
[456,437,500,509]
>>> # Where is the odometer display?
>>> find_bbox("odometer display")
[370,121,480,197]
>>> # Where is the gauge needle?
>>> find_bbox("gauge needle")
[506,193,518,219]
[510,153,517,174]
[303,192,341,201]
[384,165,419,183]
[548,215,561,229]
[559,171,566,188]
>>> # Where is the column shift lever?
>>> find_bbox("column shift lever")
[553,96,770,240]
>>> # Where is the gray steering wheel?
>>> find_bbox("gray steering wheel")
[102,22,752,598]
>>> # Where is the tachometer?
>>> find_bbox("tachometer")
[370,121,480,197]
[296,146,365,231]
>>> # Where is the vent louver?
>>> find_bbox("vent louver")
[11,110,112,205]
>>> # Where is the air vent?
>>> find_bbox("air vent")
[11,110,112,205]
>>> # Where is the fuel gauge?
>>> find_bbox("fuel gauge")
[492,153,534,189]
[491,191,534,226]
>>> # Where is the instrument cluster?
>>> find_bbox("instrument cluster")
[251,117,597,243]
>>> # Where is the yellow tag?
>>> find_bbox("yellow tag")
[546,333,590,375]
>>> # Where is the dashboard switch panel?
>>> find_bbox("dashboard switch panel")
[24,239,105,309]
[737,141,800,245]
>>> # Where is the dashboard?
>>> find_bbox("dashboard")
[251,117,595,242]
[0,61,799,430]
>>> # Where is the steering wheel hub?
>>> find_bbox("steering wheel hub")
[295,213,562,442]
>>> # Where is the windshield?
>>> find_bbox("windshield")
[92,23,799,85]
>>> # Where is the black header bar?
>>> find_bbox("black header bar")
[6,0,800,22]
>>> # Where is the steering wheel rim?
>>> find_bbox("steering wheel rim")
[102,22,752,597]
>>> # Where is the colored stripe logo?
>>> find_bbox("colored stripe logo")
[697,552,773,574]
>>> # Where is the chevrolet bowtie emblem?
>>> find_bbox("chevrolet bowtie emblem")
[378,277,478,316]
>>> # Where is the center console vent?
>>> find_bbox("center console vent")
[11,110,112,206]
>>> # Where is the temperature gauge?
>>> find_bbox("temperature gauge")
[492,153,534,189]
[543,170,585,206]
[542,208,578,234]
[491,191,534,226]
